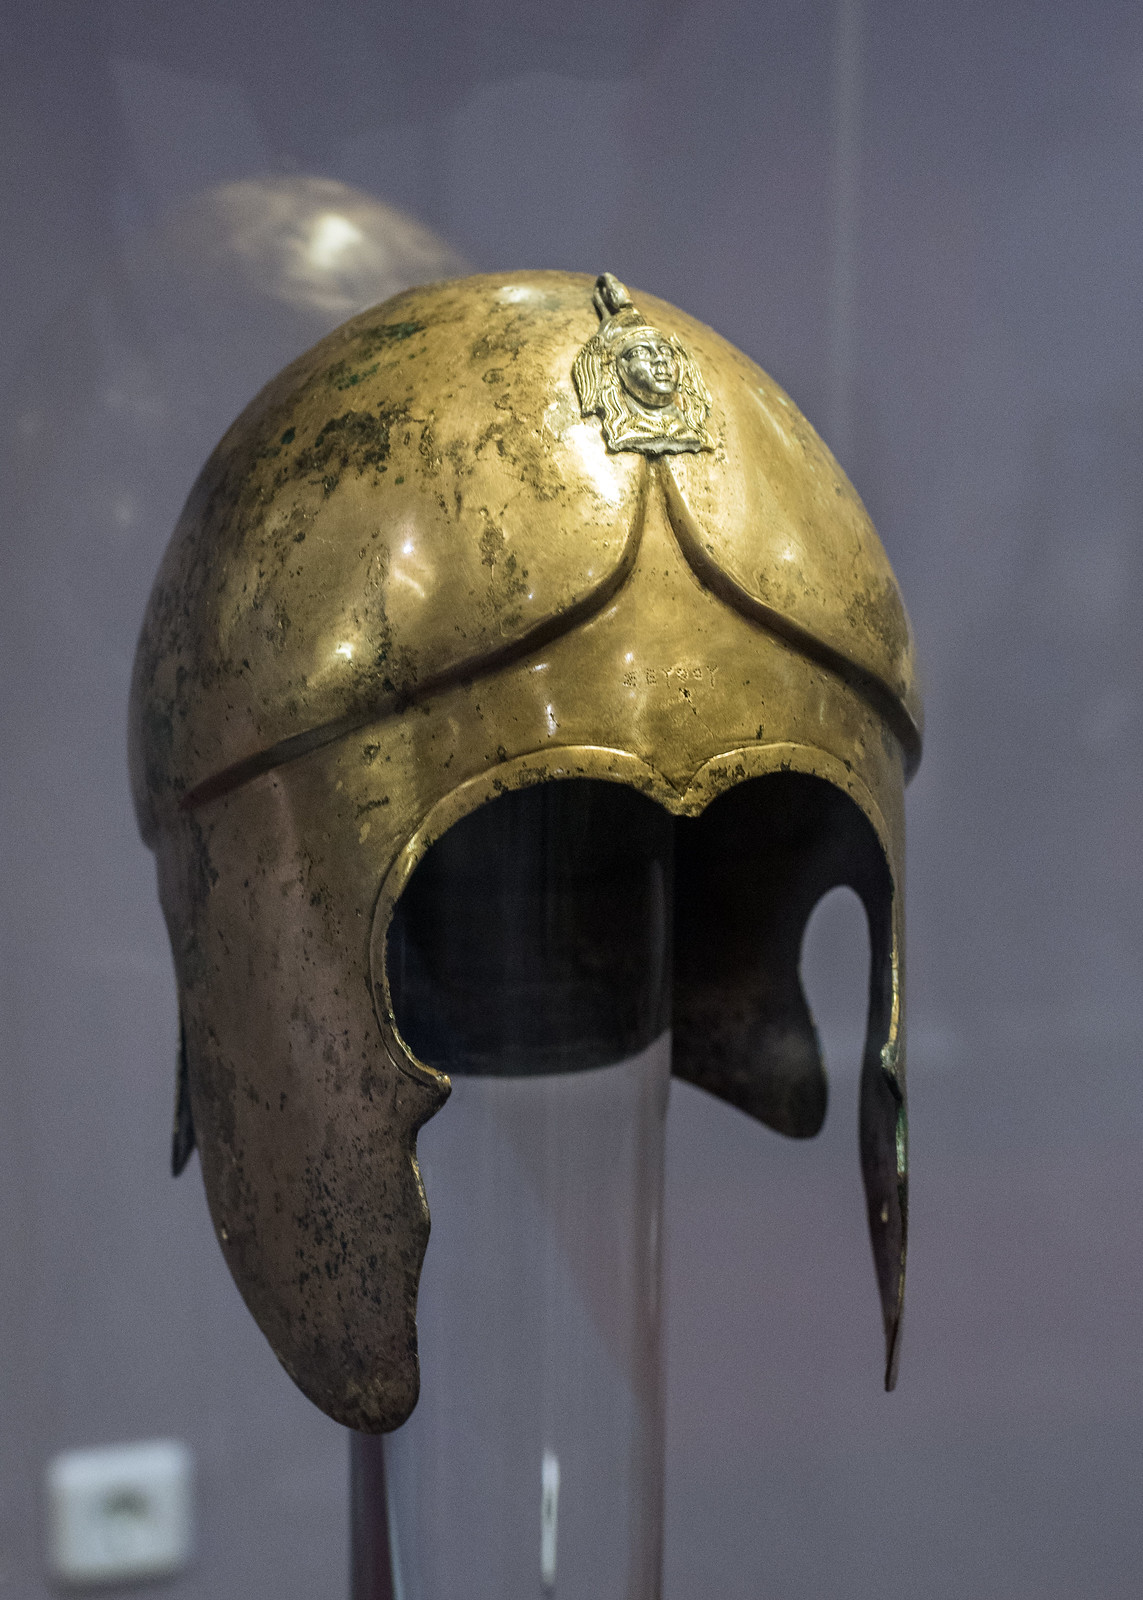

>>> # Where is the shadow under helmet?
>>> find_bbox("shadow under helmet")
[130,270,922,1430]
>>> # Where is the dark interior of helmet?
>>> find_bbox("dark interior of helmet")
[386,774,890,1134]
[672,773,891,1138]
[386,782,673,1076]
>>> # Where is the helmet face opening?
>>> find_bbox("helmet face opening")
[387,780,674,1078]
[385,770,889,1137]
[131,270,920,1425]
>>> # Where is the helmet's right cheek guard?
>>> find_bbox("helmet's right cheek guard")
[154,792,449,1434]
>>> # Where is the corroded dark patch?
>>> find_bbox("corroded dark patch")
[289,407,404,497]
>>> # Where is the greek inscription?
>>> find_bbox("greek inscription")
[621,663,720,689]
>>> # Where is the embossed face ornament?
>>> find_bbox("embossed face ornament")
[616,333,680,407]
[130,271,922,1431]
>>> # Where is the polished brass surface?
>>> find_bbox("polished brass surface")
[130,270,922,1429]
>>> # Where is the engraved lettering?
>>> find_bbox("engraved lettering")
[622,663,721,688]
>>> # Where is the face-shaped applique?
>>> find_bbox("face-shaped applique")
[615,334,681,408]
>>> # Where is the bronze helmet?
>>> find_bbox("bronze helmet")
[130,271,922,1430]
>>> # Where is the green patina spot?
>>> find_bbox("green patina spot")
[323,322,426,391]
[356,320,425,357]
[280,427,296,445]
[329,360,380,392]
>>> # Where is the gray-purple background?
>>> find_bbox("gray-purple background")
[3,2,1142,1595]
